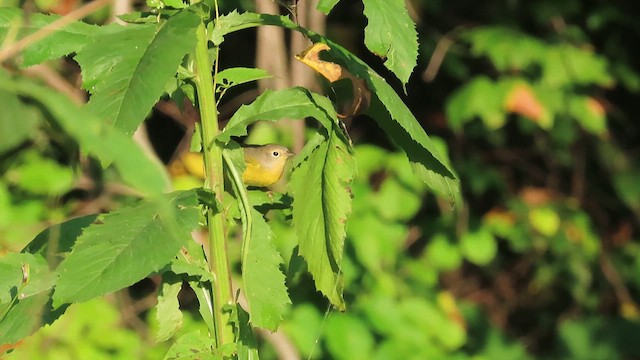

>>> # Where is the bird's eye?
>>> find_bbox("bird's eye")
[272,151,280,157]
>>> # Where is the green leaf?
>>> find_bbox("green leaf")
[8,152,74,196]
[460,228,498,265]
[425,234,462,271]
[243,209,290,330]
[186,280,215,334]
[217,87,336,143]
[445,76,507,131]
[541,44,613,88]
[325,314,375,360]
[155,272,184,342]
[362,0,418,86]
[217,67,271,88]
[0,72,170,195]
[233,304,260,360]
[317,0,340,14]
[463,26,546,72]
[209,10,264,45]
[0,8,101,67]
[0,253,54,305]
[162,331,224,360]
[0,89,39,153]
[569,95,607,135]
[0,253,65,344]
[53,190,200,306]
[529,207,560,237]
[77,9,200,135]
[290,128,356,310]
[23,215,99,267]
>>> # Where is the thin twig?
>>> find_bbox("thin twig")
[0,0,111,63]
[22,64,86,104]
[423,26,466,83]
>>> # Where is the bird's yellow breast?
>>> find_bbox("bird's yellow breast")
[242,160,286,187]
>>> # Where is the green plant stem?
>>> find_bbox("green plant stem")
[193,21,235,347]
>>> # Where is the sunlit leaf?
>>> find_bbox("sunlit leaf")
[217,67,271,88]
[77,9,200,135]
[243,209,290,330]
[362,0,418,86]
[316,0,340,14]
[290,128,355,310]
[53,190,200,306]
[155,272,183,342]
[217,87,336,143]
[0,253,63,344]
[0,8,102,67]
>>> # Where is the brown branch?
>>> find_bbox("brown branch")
[22,64,86,104]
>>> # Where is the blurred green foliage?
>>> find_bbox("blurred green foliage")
[2,0,640,358]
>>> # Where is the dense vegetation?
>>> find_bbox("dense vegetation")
[1,0,639,359]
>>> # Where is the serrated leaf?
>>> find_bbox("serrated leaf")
[234,303,260,360]
[362,0,418,86]
[0,8,102,67]
[217,87,336,143]
[53,190,200,306]
[156,272,184,342]
[0,73,170,194]
[0,253,66,344]
[317,0,340,14]
[217,67,271,88]
[243,209,290,330]
[186,280,215,334]
[209,10,265,45]
[77,9,200,135]
[23,214,98,267]
[162,331,225,360]
[290,129,356,310]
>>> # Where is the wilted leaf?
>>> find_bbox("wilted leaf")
[296,43,371,118]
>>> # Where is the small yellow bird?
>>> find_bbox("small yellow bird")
[242,144,293,187]
[169,144,293,188]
